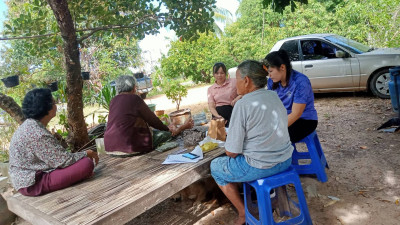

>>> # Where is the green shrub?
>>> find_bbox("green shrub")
[96,83,117,111]
[163,79,188,111]
[0,114,19,163]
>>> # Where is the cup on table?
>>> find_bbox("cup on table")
[95,138,106,155]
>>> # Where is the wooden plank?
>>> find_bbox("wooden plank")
[64,150,224,224]
[6,147,224,225]
[89,149,223,225]
[7,195,64,225]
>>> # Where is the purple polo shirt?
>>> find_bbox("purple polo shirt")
[267,70,318,121]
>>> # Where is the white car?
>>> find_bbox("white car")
[230,34,400,98]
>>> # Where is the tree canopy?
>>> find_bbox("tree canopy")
[159,0,400,87]
[262,0,309,13]
[160,33,237,84]
[0,0,217,150]
[2,0,399,150]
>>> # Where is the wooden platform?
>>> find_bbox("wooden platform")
[6,147,225,225]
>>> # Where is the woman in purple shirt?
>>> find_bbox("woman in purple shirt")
[104,75,193,155]
[263,50,318,143]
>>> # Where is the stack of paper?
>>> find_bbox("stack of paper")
[162,136,225,165]
[162,146,203,164]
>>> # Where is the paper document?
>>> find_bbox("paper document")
[162,146,204,164]
[162,136,225,165]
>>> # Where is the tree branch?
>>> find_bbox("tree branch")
[0,33,60,41]
[0,92,25,125]
[0,14,163,42]
[77,15,161,43]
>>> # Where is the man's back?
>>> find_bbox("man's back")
[225,88,293,169]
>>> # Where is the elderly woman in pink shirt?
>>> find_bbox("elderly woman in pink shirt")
[208,62,242,127]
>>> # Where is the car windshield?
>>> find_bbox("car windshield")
[324,35,371,54]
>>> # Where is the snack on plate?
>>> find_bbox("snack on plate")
[200,142,219,153]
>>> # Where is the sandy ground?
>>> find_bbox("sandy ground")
[139,88,400,225]
[12,86,400,225]
[144,85,212,115]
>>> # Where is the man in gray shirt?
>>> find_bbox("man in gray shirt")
[211,60,293,225]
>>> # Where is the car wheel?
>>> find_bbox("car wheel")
[140,93,147,99]
[370,69,391,99]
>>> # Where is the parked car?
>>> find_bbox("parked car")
[229,34,400,98]
[133,72,153,99]
[110,72,153,99]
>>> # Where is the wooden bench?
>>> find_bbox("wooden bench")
[6,147,225,225]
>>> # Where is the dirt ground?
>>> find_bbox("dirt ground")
[141,87,400,225]
[12,86,400,225]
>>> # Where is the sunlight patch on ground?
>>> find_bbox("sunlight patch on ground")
[49,104,108,131]
[383,170,397,186]
[335,205,369,224]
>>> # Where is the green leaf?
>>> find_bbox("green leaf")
[5,24,12,31]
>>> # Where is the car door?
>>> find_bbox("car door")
[279,40,303,73]
[298,39,356,90]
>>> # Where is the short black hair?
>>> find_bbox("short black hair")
[22,88,54,120]
[213,62,227,75]
[237,60,268,88]
[263,49,293,90]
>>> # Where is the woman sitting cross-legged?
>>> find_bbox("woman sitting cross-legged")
[104,75,193,155]
[210,60,294,225]
[9,88,99,197]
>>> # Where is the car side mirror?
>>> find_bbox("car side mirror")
[336,50,347,58]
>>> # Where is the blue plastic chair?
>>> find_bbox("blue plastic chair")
[291,131,329,182]
[388,66,400,113]
[243,166,312,225]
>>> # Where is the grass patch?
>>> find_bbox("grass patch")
[49,104,108,132]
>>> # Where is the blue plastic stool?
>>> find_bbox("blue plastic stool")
[243,166,312,225]
[292,131,329,182]
[389,66,400,113]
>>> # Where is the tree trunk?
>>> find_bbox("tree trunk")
[0,93,25,125]
[47,0,89,151]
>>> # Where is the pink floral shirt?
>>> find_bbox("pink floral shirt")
[9,119,87,190]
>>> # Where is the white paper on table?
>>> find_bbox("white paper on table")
[162,135,226,165]
[162,146,204,164]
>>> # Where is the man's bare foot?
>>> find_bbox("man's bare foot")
[235,215,246,225]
